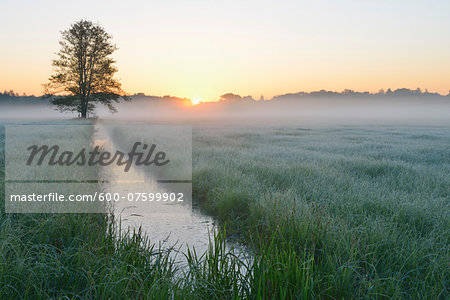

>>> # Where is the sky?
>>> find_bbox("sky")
[1,0,449,101]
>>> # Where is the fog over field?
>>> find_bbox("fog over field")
[104,95,450,125]
[2,91,450,125]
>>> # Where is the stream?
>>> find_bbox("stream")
[93,123,223,264]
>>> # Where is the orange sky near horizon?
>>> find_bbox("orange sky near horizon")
[1,0,449,101]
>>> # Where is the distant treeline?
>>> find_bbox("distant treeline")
[271,88,449,101]
[1,88,449,106]
[0,91,49,106]
[1,90,38,98]
[216,88,449,103]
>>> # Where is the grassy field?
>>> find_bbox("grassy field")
[0,122,247,299]
[0,123,449,299]
[192,125,449,299]
[0,123,175,298]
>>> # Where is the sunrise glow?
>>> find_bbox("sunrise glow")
[190,98,204,105]
[1,1,449,99]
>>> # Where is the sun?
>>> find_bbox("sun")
[191,98,204,105]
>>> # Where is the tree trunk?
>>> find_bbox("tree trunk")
[80,96,87,118]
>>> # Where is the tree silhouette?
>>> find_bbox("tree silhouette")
[44,20,128,118]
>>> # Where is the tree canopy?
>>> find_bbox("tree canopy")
[44,20,128,117]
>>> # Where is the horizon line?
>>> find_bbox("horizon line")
[2,87,450,102]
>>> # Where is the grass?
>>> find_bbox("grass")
[0,123,177,299]
[0,123,449,299]
[192,125,449,299]
[0,122,249,299]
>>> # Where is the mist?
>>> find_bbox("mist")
[1,92,450,126]
[96,94,450,126]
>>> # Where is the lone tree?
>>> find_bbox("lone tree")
[44,20,128,118]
